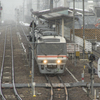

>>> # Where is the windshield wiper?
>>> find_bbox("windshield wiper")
[57,49,63,55]
[41,50,47,55]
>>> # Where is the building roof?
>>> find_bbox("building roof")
[32,7,69,16]
[32,7,79,24]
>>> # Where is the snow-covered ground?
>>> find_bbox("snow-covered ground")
[19,21,30,26]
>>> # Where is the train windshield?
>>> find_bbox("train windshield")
[37,43,66,55]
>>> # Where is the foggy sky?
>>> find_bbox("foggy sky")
[1,0,23,21]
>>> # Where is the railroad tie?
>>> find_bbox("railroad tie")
[5,95,15,99]
[3,76,11,80]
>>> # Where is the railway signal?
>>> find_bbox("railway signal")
[88,54,95,95]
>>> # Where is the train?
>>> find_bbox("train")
[29,23,68,74]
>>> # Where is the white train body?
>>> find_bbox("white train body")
[35,31,68,74]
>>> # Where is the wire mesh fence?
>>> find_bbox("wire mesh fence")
[70,29,100,41]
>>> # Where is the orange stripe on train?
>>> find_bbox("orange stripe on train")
[37,55,67,58]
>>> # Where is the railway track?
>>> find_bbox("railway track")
[5,22,92,100]
[20,24,70,100]
[20,23,91,100]
[45,75,68,100]
[20,23,94,100]
[0,26,22,100]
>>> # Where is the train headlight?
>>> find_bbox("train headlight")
[43,60,48,64]
[56,59,62,64]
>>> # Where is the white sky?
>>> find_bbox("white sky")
[1,0,23,20]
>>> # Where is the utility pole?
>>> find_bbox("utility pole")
[73,0,76,66]
[27,0,32,17]
[17,9,19,23]
[15,8,19,23]
[50,0,53,11]
[91,62,94,95]
[0,1,2,19]
[32,22,34,84]
[32,21,35,97]
[23,0,25,22]
[83,0,85,59]
[37,0,40,10]
[44,0,49,9]
[30,0,32,9]
[73,0,75,42]
[64,0,68,7]
[54,0,60,8]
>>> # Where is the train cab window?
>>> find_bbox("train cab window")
[42,31,57,36]
[37,43,66,55]
[43,39,60,42]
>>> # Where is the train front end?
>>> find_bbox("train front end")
[36,36,67,74]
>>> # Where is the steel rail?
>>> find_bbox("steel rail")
[45,75,54,100]
[17,24,32,57]
[57,75,68,100]
[20,24,37,50]
[45,75,69,100]
[10,27,22,100]
[20,25,32,47]
[20,25,29,42]
[0,26,22,100]
[17,24,30,66]
[0,27,8,100]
